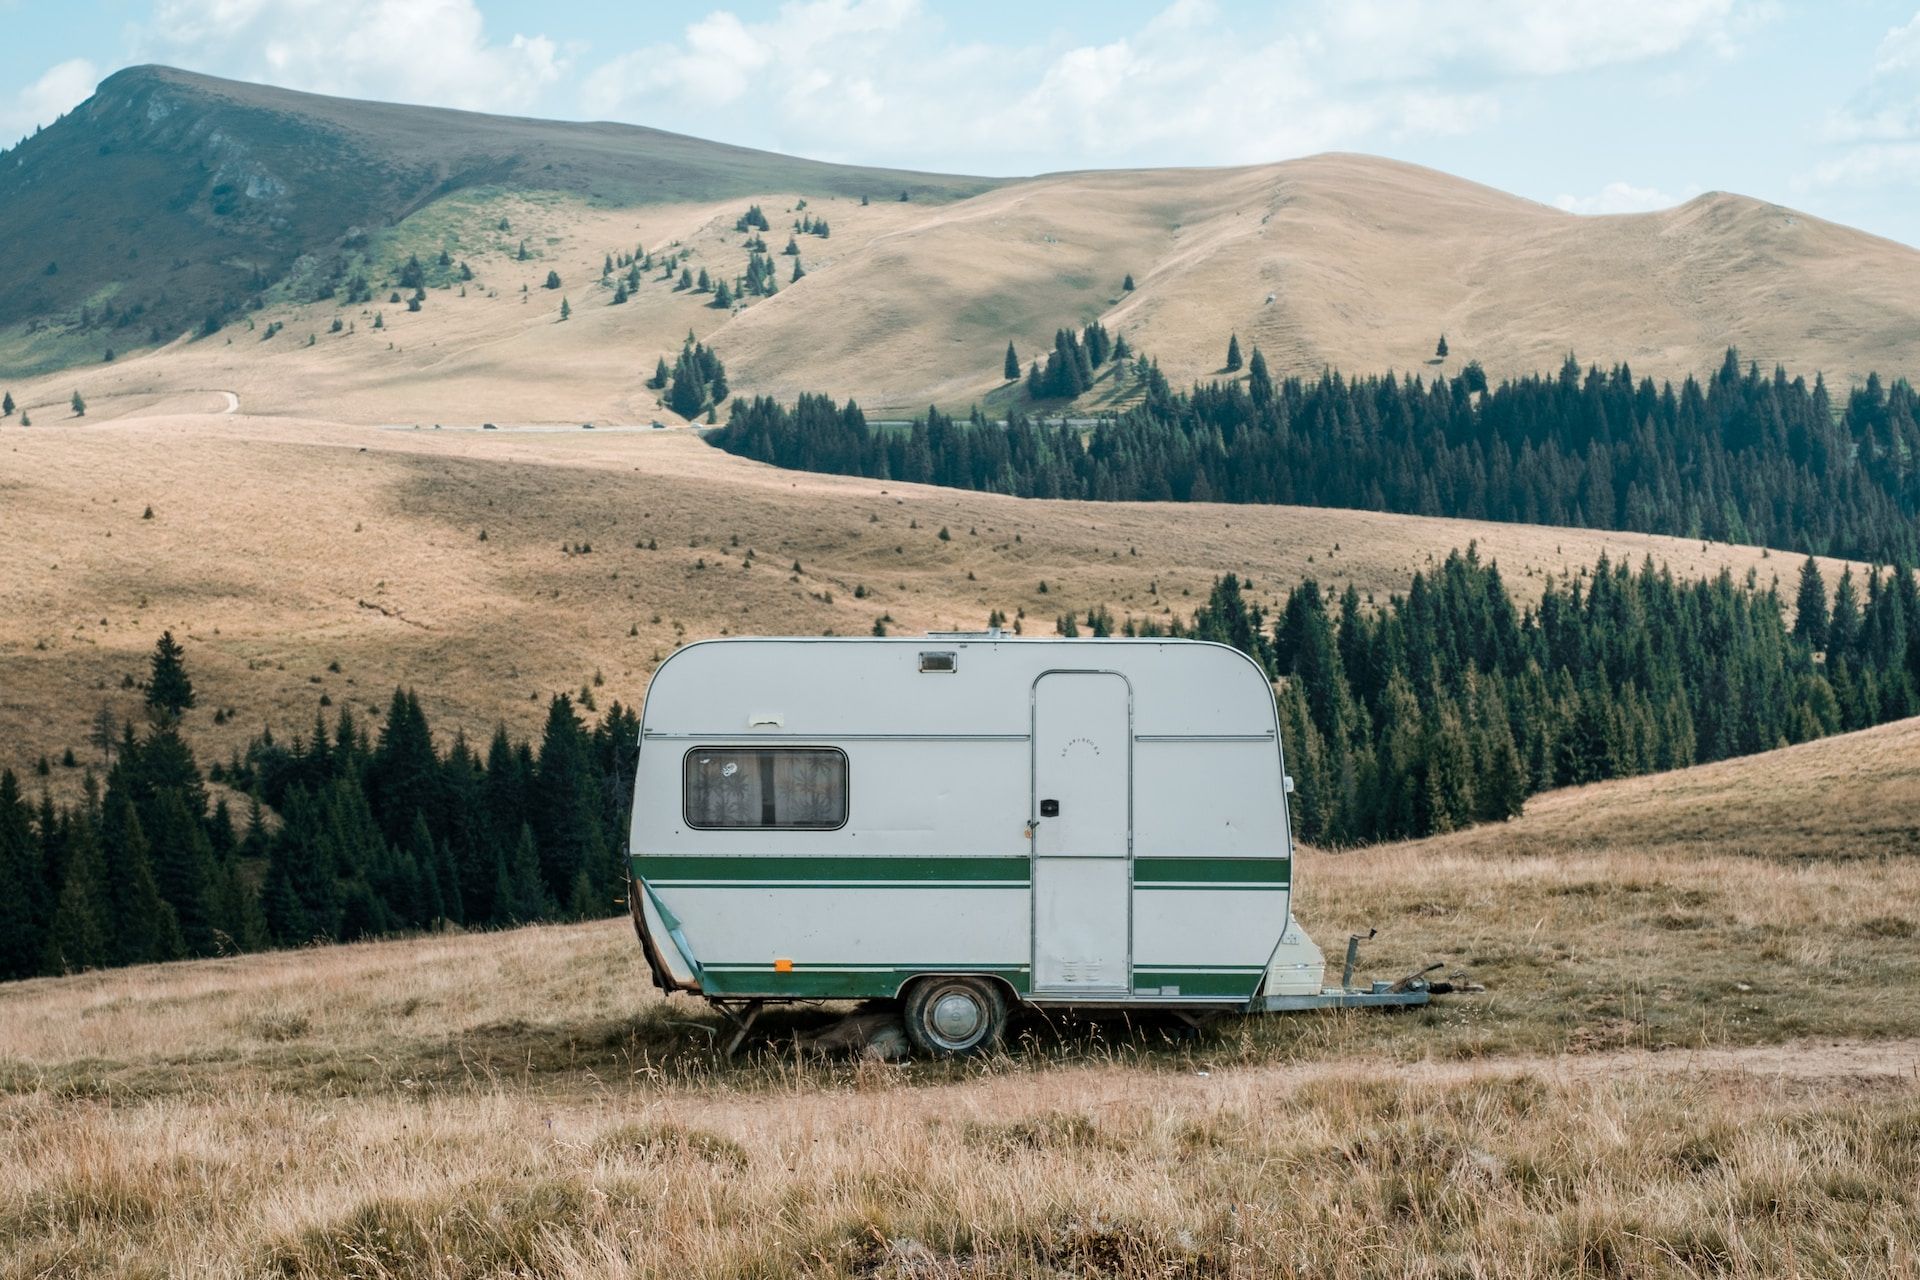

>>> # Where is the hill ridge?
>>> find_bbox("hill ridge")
[7,65,1920,406]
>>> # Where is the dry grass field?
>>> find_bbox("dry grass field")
[0,407,1864,790]
[6,70,1919,1279]
[9,155,1920,423]
[1,717,1916,1277]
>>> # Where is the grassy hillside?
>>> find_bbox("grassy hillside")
[1,717,1915,1276]
[720,154,1920,408]
[0,407,1868,790]
[0,65,996,375]
[8,70,1920,410]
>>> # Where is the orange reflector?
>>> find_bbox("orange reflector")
[773,958,793,973]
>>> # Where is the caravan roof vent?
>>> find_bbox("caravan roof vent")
[918,651,958,673]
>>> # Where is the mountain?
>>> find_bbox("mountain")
[0,65,997,375]
[724,154,1920,408]
[6,66,1920,409]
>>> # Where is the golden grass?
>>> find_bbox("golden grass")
[12,155,1920,422]
[5,1057,1917,1278]
[0,410,1859,793]
[1,719,1916,1276]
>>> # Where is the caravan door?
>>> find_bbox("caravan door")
[1030,672,1131,995]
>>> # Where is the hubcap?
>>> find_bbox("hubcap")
[929,989,985,1045]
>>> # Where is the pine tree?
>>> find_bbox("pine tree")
[437,734,484,926]
[790,258,805,282]
[1004,341,1020,381]
[533,694,605,913]
[543,270,562,290]
[696,268,711,293]
[146,787,220,955]
[648,357,670,390]
[0,770,47,979]
[2,391,13,416]
[145,631,195,723]
[713,279,734,308]
[404,811,445,926]
[1247,347,1273,405]
[368,689,443,846]
[261,794,316,944]
[498,823,549,922]
[1793,556,1829,649]
[1082,321,1110,368]
[46,816,109,973]
[1829,568,1861,656]
[99,789,184,965]
[1435,334,1449,359]
[71,390,86,417]
[1224,335,1242,372]
[1476,713,1527,822]
[1122,273,1135,291]
[559,297,571,321]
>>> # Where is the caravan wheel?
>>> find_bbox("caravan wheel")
[902,975,1009,1058]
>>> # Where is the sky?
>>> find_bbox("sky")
[5,0,1920,245]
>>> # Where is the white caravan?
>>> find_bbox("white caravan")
[627,635,1430,1055]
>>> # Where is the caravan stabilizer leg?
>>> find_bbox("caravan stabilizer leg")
[713,1000,765,1058]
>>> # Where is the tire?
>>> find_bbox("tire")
[901,975,1009,1058]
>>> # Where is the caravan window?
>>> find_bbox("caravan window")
[683,748,848,830]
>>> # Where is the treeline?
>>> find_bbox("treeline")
[1128,549,1919,845]
[709,349,1920,562]
[8,547,1916,975]
[0,638,635,981]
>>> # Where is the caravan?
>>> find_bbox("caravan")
[627,635,1427,1055]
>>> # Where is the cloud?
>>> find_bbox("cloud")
[1872,8,1920,74]
[1552,181,1699,215]
[136,0,561,113]
[577,0,1744,173]
[11,0,1745,173]
[1801,143,1920,192]
[1,58,100,145]
[1803,9,1920,190]
[1316,0,1743,82]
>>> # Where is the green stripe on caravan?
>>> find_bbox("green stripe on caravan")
[1133,857,1290,886]
[1131,966,1266,998]
[633,855,1291,887]
[634,855,1032,885]
[699,965,1032,998]
[693,963,1265,1001]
